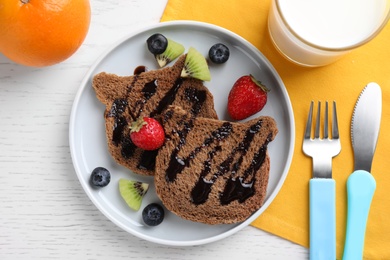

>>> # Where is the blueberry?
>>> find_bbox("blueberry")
[208,43,230,64]
[90,167,111,187]
[146,33,168,55]
[142,203,164,226]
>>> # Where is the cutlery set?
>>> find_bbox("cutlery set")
[303,83,382,260]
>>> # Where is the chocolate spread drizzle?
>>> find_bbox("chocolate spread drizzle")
[183,119,272,205]
[166,122,233,183]
[107,99,128,146]
[149,78,183,118]
[219,135,271,205]
[105,72,208,172]
[133,79,157,119]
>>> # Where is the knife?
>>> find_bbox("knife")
[342,82,382,260]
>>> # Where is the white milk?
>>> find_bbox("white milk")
[268,0,389,66]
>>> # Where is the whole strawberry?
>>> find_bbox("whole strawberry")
[227,75,270,120]
[130,117,165,150]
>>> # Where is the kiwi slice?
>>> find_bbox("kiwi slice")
[155,38,185,67]
[119,178,149,211]
[181,47,211,81]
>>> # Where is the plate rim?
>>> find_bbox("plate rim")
[69,20,295,246]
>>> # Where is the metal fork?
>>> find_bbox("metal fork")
[303,101,341,260]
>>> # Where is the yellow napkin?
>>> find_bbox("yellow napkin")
[161,1,390,259]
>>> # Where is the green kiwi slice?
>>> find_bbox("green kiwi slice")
[155,38,185,67]
[119,179,149,211]
[181,47,211,81]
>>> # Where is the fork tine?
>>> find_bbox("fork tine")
[315,101,321,139]
[324,101,329,139]
[332,101,339,139]
[305,101,314,139]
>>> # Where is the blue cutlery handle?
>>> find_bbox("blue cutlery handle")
[343,170,376,260]
[309,178,336,260]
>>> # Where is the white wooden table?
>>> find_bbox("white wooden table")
[0,1,308,259]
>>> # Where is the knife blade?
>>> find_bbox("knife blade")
[342,82,382,260]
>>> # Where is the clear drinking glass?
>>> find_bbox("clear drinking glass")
[268,0,390,67]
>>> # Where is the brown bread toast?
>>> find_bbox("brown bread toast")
[155,106,278,224]
[92,55,218,176]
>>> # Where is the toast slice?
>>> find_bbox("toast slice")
[155,106,278,224]
[92,55,218,176]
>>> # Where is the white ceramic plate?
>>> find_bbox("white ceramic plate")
[69,21,295,246]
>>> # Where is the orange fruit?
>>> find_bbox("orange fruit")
[0,0,91,67]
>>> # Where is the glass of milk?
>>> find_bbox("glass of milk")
[268,0,390,67]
